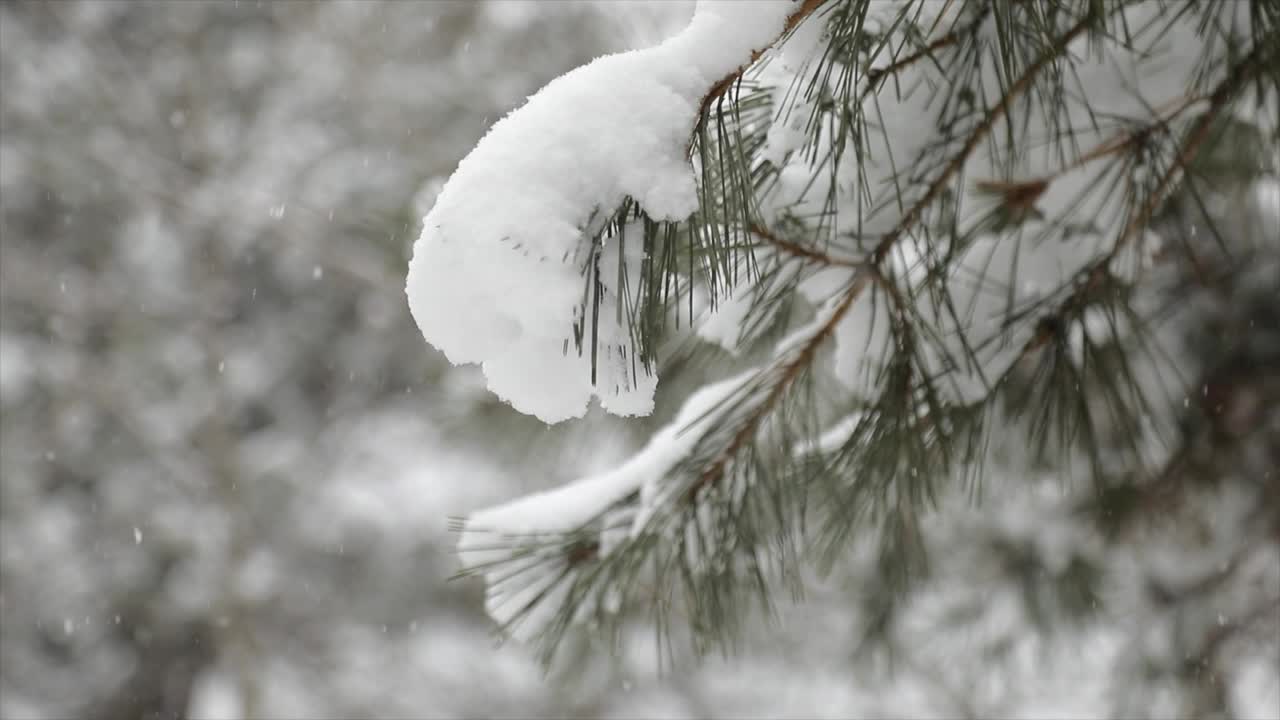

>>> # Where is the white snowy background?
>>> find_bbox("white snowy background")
[1,2,1276,719]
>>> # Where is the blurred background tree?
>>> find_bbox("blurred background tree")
[0,2,1276,720]
[1,2,676,717]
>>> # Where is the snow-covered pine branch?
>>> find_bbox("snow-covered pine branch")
[406,0,814,423]
[418,0,1279,664]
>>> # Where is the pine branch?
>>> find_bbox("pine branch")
[452,0,1279,667]
[864,28,965,88]
[1113,39,1276,256]
[616,7,1109,565]
[699,11,1100,480]
[686,273,871,501]
[749,222,860,267]
[1010,38,1275,364]
[872,10,1096,265]
[974,91,1207,205]
[861,0,999,92]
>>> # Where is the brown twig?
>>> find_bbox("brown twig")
[1075,93,1205,167]
[695,0,831,127]
[865,25,969,91]
[749,222,861,267]
[970,91,1206,218]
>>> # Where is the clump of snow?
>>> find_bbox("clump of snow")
[800,411,865,455]
[758,9,824,166]
[407,0,799,424]
[695,284,758,354]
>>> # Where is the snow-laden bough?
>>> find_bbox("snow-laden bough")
[406,0,800,424]
[457,370,756,641]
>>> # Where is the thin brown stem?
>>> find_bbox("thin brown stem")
[864,24,969,92]
[695,0,831,125]
[749,222,861,267]
[981,91,1207,194]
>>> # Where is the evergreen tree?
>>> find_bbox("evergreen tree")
[413,0,1280,713]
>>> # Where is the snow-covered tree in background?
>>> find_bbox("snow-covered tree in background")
[425,0,1280,713]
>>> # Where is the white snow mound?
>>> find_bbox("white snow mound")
[406,0,799,424]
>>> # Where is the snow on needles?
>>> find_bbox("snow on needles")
[458,297,842,642]
[406,0,798,424]
[458,369,755,642]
